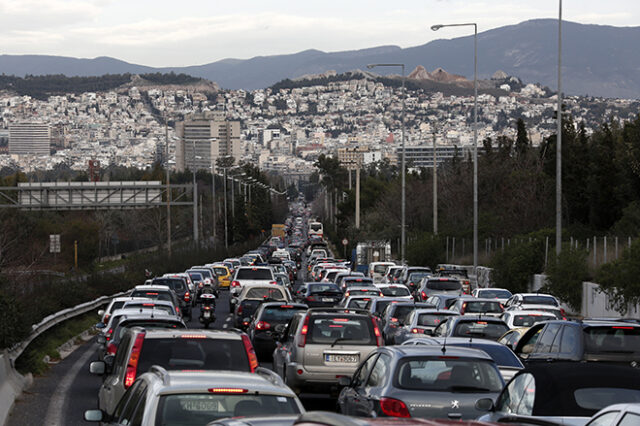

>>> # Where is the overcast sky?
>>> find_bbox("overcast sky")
[0,0,637,67]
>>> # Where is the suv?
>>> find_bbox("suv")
[85,367,303,425]
[272,308,383,394]
[248,302,308,359]
[416,277,463,301]
[234,284,292,329]
[151,277,193,318]
[230,266,277,309]
[514,319,640,367]
[89,328,259,416]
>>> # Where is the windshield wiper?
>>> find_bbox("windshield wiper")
[448,385,492,392]
[331,337,350,347]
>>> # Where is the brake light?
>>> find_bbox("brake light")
[241,334,258,372]
[105,328,113,341]
[199,282,204,288]
[390,317,398,323]
[298,315,310,347]
[142,303,155,307]
[270,281,277,285]
[237,305,243,315]
[256,321,271,330]
[333,318,349,322]
[184,292,190,302]
[145,292,158,295]
[380,397,410,417]
[231,281,240,287]
[208,388,248,393]
[371,317,383,346]
[411,328,424,334]
[613,326,635,329]
[281,305,293,308]
[124,332,146,388]
[106,342,117,355]
[181,334,206,338]
[461,302,467,315]
[421,291,426,300]
[203,306,211,310]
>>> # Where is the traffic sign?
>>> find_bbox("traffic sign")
[50,234,61,253]
[342,238,349,246]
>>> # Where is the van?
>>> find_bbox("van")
[368,261,396,283]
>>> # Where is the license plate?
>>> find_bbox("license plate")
[204,311,210,318]
[322,298,334,302]
[325,354,359,363]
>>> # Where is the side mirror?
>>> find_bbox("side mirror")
[97,310,105,316]
[96,335,106,345]
[475,398,494,412]
[95,322,106,329]
[338,376,351,387]
[84,410,104,422]
[89,361,106,375]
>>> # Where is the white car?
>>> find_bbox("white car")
[374,283,413,300]
[368,261,396,283]
[500,310,558,329]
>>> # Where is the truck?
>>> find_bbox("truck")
[352,241,392,275]
[271,224,286,239]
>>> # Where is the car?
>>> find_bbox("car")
[85,367,304,425]
[394,309,461,340]
[248,302,308,359]
[513,319,640,366]
[337,345,504,419]
[425,294,460,311]
[472,288,513,304]
[129,285,183,317]
[335,272,365,288]
[97,296,149,325]
[272,307,383,394]
[343,296,377,310]
[398,267,432,288]
[89,328,260,416]
[323,269,351,283]
[448,297,504,317]
[435,268,472,294]
[401,337,524,382]
[274,272,293,292]
[298,282,343,307]
[585,403,640,426]
[498,327,530,351]
[230,266,278,309]
[121,299,178,316]
[339,287,383,305]
[504,293,566,319]
[433,317,510,341]
[416,277,463,302]
[187,267,221,292]
[500,310,557,329]
[209,264,233,288]
[380,302,434,345]
[162,272,196,299]
[368,261,396,283]
[367,297,413,322]
[234,284,292,329]
[477,363,640,425]
[340,277,375,292]
[374,283,413,300]
[383,266,405,284]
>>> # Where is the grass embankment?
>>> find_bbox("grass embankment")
[15,311,99,376]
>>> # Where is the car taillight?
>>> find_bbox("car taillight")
[371,317,383,346]
[237,305,243,315]
[103,314,110,324]
[411,328,425,334]
[421,291,426,300]
[256,321,271,330]
[105,328,113,341]
[106,342,117,355]
[198,282,204,288]
[231,281,240,287]
[184,292,191,302]
[124,332,146,388]
[380,397,410,418]
[241,334,258,372]
[208,388,248,393]
[306,296,316,301]
[298,315,310,347]
[270,281,277,285]
[203,306,211,310]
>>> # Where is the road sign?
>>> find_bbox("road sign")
[342,238,349,246]
[50,234,61,253]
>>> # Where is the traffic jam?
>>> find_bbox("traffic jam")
[85,202,640,425]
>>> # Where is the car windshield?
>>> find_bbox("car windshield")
[464,301,503,313]
[307,316,375,345]
[453,321,509,340]
[478,289,512,299]
[155,393,300,424]
[261,306,306,322]
[417,313,454,327]
[522,295,558,306]
[396,357,503,392]
[309,284,341,293]
[236,268,273,280]
[245,287,286,300]
[381,286,410,297]
[137,338,249,373]
[512,314,556,327]
[584,326,640,353]
[426,280,461,291]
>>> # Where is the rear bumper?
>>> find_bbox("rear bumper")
[285,362,358,391]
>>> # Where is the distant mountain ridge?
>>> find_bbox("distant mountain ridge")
[1,19,640,98]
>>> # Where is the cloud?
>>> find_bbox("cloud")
[0,0,103,30]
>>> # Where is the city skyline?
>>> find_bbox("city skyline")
[1,0,638,67]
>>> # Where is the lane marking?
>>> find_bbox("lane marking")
[44,341,96,426]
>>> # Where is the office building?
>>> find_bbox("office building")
[8,123,51,155]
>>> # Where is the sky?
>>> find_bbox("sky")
[0,0,638,67]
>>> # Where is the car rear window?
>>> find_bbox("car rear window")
[417,313,455,327]
[245,287,286,300]
[396,357,503,391]
[190,269,213,279]
[381,287,410,297]
[426,280,461,291]
[574,388,640,410]
[373,265,389,274]
[113,320,184,343]
[521,295,558,306]
[584,326,640,353]
[344,278,374,286]
[393,306,420,323]
[346,289,380,297]
[236,268,273,280]
[156,393,300,423]
[453,321,509,340]
[137,338,249,373]
[512,314,556,327]
[346,298,374,310]
[408,272,430,282]
[464,301,504,313]
[307,316,375,345]
[213,267,228,276]
[188,272,203,282]
[130,291,174,303]
[459,343,523,368]
[261,306,306,322]
[478,289,512,299]
[122,303,175,315]
[152,279,186,293]
[309,284,341,293]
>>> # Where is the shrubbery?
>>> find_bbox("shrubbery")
[489,231,549,293]
[596,238,640,315]
[406,233,446,269]
[543,245,590,312]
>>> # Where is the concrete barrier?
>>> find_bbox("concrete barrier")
[0,351,31,426]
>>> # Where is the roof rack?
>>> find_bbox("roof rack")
[150,365,170,385]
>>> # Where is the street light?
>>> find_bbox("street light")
[431,22,478,274]
[556,1,563,255]
[367,63,406,264]
[191,142,199,245]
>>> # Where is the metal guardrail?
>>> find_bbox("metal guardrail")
[6,290,130,364]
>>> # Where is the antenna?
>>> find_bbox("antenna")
[442,334,447,355]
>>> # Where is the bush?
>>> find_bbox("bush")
[543,245,589,312]
[490,236,545,293]
[406,233,446,269]
[596,238,640,315]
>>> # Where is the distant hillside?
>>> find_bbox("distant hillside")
[2,20,640,98]
[0,72,205,100]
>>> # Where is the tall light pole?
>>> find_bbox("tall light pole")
[556,1,563,255]
[210,164,216,247]
[433,128,438,235]
[431,22,478,273]
[367,63,406,264]
[191,141,198,245]
[164,109,171,259]
[223,167,228,249]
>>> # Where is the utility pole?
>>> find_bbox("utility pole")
[192,141,198,245]
[556,0,563,255]
[433,130,438,235]
[165,110,171,259]
[355,166,361,229]
[223,168,228,249]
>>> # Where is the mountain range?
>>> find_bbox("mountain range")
[1,19,639,99]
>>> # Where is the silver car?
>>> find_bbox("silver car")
[272,308,383,394]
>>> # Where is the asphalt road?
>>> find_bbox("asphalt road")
[7,269,334,424]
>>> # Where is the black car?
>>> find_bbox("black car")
[514,319,640,367]
[381,302,434,345]
[150,277,192,319]
[248,302,308,359]
[299,282,343,307]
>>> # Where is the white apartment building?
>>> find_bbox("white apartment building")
[9,123,51,155]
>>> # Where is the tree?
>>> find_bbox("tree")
[515,118,530,157]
